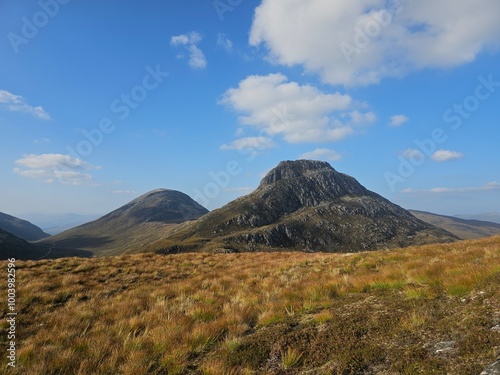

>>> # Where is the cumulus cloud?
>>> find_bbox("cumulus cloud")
[219,73,376,145]
[250,0,500,86]
[300,148,342,162]
[0,89,50,120]
[431,149,464,162]
[13,153,99,185]
[402,182,500,194]
[389,115,409,127]
[170,32,207,69]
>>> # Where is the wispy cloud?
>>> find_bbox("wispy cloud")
[389,115,409,127]
[220,136,275,151]
[112,190,139,194]
[402,182,500,194]
[300,148,342,162]
[400,148,424,159]
[0,89,50,120]
[170,32,207,69]
[217,33,233,53]
[431,149,464,162]
[34,137,51,144]
[13,153,100,185]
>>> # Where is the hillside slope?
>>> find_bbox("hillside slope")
[0,228,91,260]
[152,160,457,253]
[410,209,500,239]
[0,212,50,241]
[3,236,499,374]
[41,189,209,256]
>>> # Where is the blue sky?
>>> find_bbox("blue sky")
[0,0,499,219]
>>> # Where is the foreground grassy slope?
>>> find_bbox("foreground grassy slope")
[1,236,500,374]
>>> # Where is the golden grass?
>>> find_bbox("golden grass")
[0,236,499,374]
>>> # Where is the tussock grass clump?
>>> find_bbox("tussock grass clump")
[0,236,499,373]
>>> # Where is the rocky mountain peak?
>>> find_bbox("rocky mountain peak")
[258,159,370,202]
[260,160,334,186]
[156,160,457,253]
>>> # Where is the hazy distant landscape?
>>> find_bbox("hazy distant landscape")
[1,1,500,374]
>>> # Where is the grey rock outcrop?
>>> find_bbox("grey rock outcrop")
[481,360,500,375]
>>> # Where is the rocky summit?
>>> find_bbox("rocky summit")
[154,160,457,253]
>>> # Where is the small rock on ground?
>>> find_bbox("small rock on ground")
[434,340,456,354]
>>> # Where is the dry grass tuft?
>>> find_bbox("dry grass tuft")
[1,236,500,373]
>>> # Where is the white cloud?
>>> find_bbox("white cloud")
[400,148,424,159]
[0,89,50,120]
[402,182,500,194]
[219,73,376,144]
[34,137,51,144]
[170,32,207,69]
[220,136,275,151]
[217,33,233,53]
[431,149,464,162]
[170,35,190,46]
[389,115,409,127]
[300,148,342,162]
[250,0,500,86]
[13,153,99,185]
[187,45,207,69]
[112,190,139,194]
[0,90,22,104]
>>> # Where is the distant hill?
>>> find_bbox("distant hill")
[0,212,50,241]
[454,212,500,225]
[41,189,209,256]
[409,210,500,239]
[0,228,91,260]
[151,160,457,253]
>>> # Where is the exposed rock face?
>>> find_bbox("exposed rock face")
[158,160,457,253]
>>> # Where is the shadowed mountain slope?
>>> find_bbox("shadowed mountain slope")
[0,212,50,241]
[0,228,91,260]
